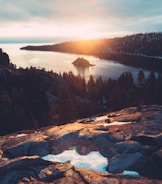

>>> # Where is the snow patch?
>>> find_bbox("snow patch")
[42,150,108,172]
[42,150,140,176]
[97,121,134,127]
[123,170,139,176]
[9,133,28,139]
[16,133,28,137]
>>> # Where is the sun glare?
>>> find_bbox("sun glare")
[58,23,99,39]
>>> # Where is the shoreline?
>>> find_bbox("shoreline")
[21,44,162,73]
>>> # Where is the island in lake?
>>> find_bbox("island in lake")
[72,57,95,67]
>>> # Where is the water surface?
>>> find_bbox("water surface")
[0,43,156,81]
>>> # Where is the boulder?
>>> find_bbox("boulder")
[108,132,125,142]
[29,140,50,156]
[151,149,162,179]
[132,135,157,145]
[0,156,51,175]
[107,141,142,158]
[92,133,114,153]
[38,164,69,182]
[152,148,162,166]
[108,152,142,173]
[132,133,162,146]
[2,134,49,159]
[153,133,162,146]
[74,168,120,184]
[0,170,35,184]
[139,149,162,179]
[3,142,30,159]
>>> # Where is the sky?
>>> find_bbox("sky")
[1,0,162,41]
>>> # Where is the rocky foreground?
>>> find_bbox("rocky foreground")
[0,105,162,184]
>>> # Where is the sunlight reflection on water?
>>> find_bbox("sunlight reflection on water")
[0,43,155,82]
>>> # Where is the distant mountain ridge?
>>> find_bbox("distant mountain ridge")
[21,32,162,72]
[107,32,162,56]
[21,32,162,56]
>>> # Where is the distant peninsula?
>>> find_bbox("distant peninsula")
[72,57,94,67]
[21,32,162,72]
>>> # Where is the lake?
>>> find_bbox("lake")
[0,43,157,82]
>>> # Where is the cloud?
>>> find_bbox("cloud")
[0,0,53,22]
[0,0,162,37]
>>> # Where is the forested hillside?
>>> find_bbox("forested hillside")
[1,49,162,135]
[21,32,162,71]
[22,32,162,56]
[109,32,162,56]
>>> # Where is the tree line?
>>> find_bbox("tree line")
[0,64,162,135]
